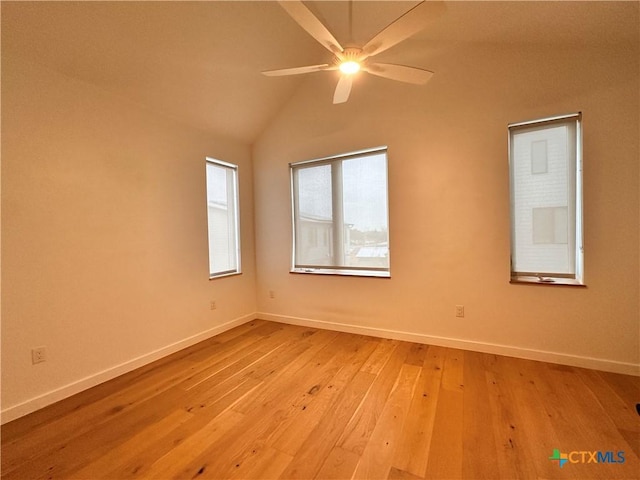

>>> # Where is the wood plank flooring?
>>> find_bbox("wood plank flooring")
[2,319,639,479]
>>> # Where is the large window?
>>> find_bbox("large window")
[508,113,584,285]
[291,147,390,277]
[206,158,240,278]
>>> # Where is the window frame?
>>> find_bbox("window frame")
[290,146,391,278]
[206,157,241,279]
[508,113,584,286]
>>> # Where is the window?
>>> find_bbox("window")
[290,147,390,277]
[206,158,240,278]
[508,113,584,285]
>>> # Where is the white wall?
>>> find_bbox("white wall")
[252,40,639,373]
[1,56,257,421]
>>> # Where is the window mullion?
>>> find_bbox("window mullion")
[331,161,345,266]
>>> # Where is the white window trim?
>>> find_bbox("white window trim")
[508,113,584,286]
[206,158,241,279]
[290,146,391,278]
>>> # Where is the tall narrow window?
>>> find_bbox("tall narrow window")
[206,158,240,278]
[291,147,390,277]
[509,113,584,285]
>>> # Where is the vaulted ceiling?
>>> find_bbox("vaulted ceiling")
[2,1,637,144]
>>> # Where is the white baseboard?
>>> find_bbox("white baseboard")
[4,311,637,424]
[258,312,640,376]
[1,313,257,425]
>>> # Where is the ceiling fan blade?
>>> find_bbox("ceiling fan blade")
[361,1,445,59]
[364,63,434,84]
[333,75,353,104]
[262,64,331,76]
[278,0,343,54]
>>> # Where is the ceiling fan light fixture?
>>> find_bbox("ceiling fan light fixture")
[339,60,361,75]
[266,1,440,104]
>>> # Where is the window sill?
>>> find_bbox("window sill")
[510,276,585,287]
[209,271,242,280]
[291,268,390,278]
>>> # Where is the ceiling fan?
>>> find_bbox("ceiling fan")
[262,0,443,104]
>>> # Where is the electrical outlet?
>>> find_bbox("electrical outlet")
[455,305,465,318]
[269,290,275,299]
[32,346,46,364]
[210,301,217,310]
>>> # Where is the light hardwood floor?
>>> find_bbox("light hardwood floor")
[2,320,639,479]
